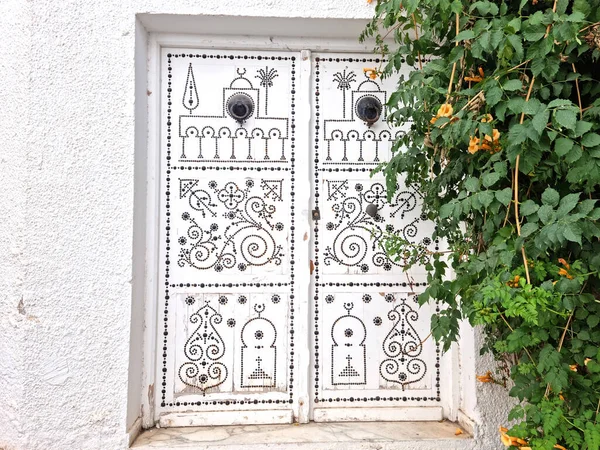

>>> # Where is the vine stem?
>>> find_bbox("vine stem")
[515,76,535,285]
[412,13,423,71]
[573,63,583,118]
[445,13,460,102]
[513,0,559,286]
[580,21,600,32]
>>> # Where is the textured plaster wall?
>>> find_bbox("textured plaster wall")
[470,329,519,449]
[0,1,29,449]
[0,0,512,449]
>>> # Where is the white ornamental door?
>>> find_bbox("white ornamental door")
[309,54,444,422]
[158,49,301,424]
[157,48,446,425]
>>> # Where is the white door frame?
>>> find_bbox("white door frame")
[140,29,464,429]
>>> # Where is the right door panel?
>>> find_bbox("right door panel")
[311,53,443,419]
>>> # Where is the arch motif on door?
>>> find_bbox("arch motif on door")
[241,304,277,387]
[330,301,367,385]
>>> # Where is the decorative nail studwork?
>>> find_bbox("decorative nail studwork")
[313,56,440,405]
[161,52,296,409]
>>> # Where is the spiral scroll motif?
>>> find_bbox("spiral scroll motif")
[322,180,436,273]
[179,299,229,394]
[177,179,284,272]
[379,296,427,389]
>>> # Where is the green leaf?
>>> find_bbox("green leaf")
[439,202,455,219]
[507,17,521,33]
[450,0,462,13]
[588,315,600,328]
[479,191,494,208]
[555,109,577,130]
[538,205,555,224]
[454,30,475,42]
[541,188,560,207]
[521,222,538,238]
[503,79,523,91]
[485,86,503,107]
[563,222,583,245]
[582,133,600,147]
[578,199,597,215]
[523,98,542,115]
[538,344,561,372]
[556,0,569,15]
[470,1,499,15]
[464,177,480,193]
[584,422,600,450]
[566,145,583,163]
[574,120,593,137]
[482,172,501,188]
[548,99,574,108]
[573,0,591,15]
[555,138,574,157]
[520,200,539,216]
[566,11,586,22]
[508,124,528,145]
[507,35,524,60]
[532,107,550,135]
[523,24,546,41]
[496,188,512,206]
[557,193,580,217]
[448,45,465,64]
[490,29,504,49]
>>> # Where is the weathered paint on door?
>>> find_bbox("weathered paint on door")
[159,49,298,419]
[158,48,442,425]
[309,54,441,420]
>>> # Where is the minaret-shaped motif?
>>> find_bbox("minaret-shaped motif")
[183,63,199,113]
[331,301,367,385]
[241,304,277,387]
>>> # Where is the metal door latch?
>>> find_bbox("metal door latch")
[312,207,321,221]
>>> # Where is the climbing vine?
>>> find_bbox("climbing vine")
[362,0,600,448]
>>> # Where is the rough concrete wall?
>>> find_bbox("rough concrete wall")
[471,329,518,449]
[0,2,373,449]
[0,1,29,449]
[0,1,511,449]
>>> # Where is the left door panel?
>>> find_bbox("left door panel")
[158,49,299,423]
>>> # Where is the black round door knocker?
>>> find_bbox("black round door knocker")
[227,93,254,124]
[356,95,382,126]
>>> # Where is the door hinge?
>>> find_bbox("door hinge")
[311,207,321,221]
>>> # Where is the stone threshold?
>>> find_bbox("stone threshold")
[132,421,474,450]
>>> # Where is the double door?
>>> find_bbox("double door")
[156,48,445,426]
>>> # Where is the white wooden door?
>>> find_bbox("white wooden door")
[157,48,446,426]
[309,54,444,422]
[157,48,302,425]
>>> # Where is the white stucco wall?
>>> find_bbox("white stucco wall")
[0,1,511,449]
[1,1,29,449]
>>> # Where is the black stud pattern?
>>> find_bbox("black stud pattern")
[331,300,367,385]
[177,178,285,271]
[379,295,426,388]
[241,304,277,387]
[313,56,441,405]
[179,297,228,394]
[161,52,296,409]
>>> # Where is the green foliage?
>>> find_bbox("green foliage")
[362,0,600,447]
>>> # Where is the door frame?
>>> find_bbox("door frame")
[139,27,465,429]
